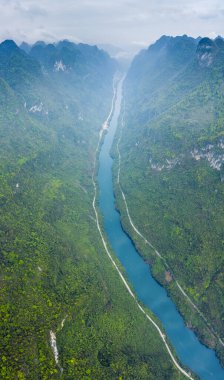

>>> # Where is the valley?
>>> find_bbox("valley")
[0,34,223,379]
[0,39,187,379]
[113,35,224,369]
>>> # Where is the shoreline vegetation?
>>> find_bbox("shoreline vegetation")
[115,107,224,349]
[113,35,224,368]
[93,75,195,379]
[114,109,223,359]
[0,39,190,379]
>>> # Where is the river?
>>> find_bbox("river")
[97,79,224,380]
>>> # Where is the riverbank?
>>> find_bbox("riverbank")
[97,78,224,379]
[112,110,224,365]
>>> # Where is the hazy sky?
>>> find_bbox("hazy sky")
[1,0,224,52]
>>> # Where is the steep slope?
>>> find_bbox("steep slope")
[29,39,116,80]
[114,35,224,366]
[0,40,185,379]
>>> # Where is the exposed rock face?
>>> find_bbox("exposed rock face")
[149,156,180,172]
[196,37,217,67]
[165,271,173,283]
[54,60,67,72]
[191,140,224,171]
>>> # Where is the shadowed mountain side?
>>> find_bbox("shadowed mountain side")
[115,34,224,367]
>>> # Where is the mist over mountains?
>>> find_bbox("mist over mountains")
[118,33,224,366]
[0,33,224,378]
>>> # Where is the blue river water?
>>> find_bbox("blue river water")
[97,80,224,380]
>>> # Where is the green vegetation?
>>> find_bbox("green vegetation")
[0,40,186,379]
[114,36,224,366]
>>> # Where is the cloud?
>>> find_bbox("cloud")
[0,0,223,53]
[16,4,47,18]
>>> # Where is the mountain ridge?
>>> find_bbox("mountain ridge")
[0,37,184,379]
[114,33,224,367]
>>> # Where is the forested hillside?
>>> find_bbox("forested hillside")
[114,35,224,366]
[0,40,185,379]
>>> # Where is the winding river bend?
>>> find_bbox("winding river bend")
[97,79,224,380]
